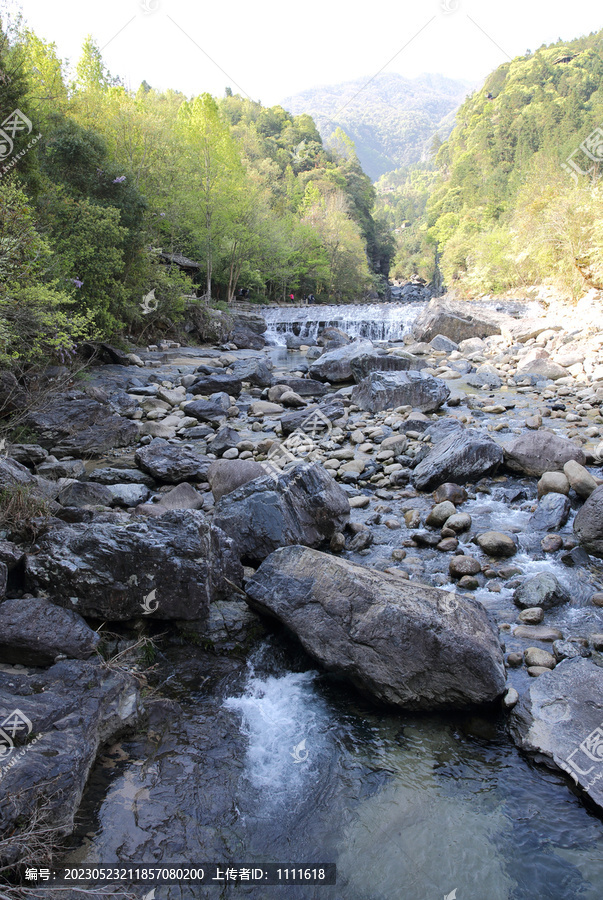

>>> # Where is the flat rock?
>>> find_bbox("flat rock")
[528,492,571,532]
[309,339,375,382]
[25,394,138,458]
[135,438,210,483]
[510,658,603,809]
[514,573,570,611]
[245,545,506,710]
[413,429,503,491]
[513,625,564,642]
[351,371,450,414]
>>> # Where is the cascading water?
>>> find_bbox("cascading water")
[261,302,425,346]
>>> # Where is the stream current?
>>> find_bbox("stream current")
[57,305,603,899]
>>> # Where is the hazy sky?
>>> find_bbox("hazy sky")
[9,0,603,105]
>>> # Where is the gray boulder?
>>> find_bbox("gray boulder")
[136,482,205,517]
[135,438,210,483]
[528,492,571,532]
[350,350,426,382]
[0,659,141,865]
[88,467,154,487]
[574,485,603,557]
[213,463,350,563]
[231,357,273,387]
[36,457,87,480]
[309,339,375,382]
[24,510,242,620]
[185,394,230,424]
[190,371,242,397]
[0,598,100,666]
[270,376,328,399]
[25,394,138,458]
[106,483,150,508]
[412,299,502,344]
[504,431,586,477]
[245,546,506,709]
[280,400,345,438]
[57,481,114,508]
[207,458,266,501]
[413,429,504,491]
[351,371,450,414]
[509,658,603,809]
[514,573,570,610]
[516,358,567,381]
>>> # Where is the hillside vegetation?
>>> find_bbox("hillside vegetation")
[379,30,603,299]
[283,73,470,180]
[0,20,394,366]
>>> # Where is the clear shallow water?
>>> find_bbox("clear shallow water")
[59,637,603,900]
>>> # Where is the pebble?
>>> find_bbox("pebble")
[449,556,481,578]
[518,607,544,624]
[349,495,370,509]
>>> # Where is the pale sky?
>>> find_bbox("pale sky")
[8,0,603,105]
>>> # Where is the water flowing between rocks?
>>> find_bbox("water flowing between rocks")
[56,303,603,899]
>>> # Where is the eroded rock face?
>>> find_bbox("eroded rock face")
[0,598,100,666]
[135,438,210,484]
[309,339,375,382]
[413,429,504,491]
[574,485,603,557]
[509,658,603,811]
[213,464,350,564]
[245,546,506,710]
[0,659,141,866]
[25,394,139,458]
[503,431,586,477]
[24,510,243,620]
[412,299,502,344]
[351,371,450,414]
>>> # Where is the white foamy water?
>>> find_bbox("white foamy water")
[261,302,424,345]
[224,667,330,800]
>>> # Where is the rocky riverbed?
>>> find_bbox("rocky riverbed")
[4,294,603,892]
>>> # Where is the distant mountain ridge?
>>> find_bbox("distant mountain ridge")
[282,72,472,180]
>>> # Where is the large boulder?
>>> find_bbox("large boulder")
[504,431,586,477]
[213,463,350,564]
[528,492,571,531]
[280,400,346,438]
[24,510,243,620]
[185,394,230,424]
[413,429,504,491]
[245,546,506,709]
[351,371,449,414]
[190,371,243,397]
[269,376,328,399]
[0,597,100,666]
[135,438,210,483]
[24,393,138,458]
[207,458,266,501]
[412,299,502,344]
[513,573,570,610]
[515,357,567,381]
[509,658,603,810]
[230,326,266,350]
[574,485,603,556]
[231,357,273,387]
[350,350,426,382]
[309,339,375,382]
[0,659,141,865]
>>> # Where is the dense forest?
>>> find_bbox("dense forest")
[378,29,603,299]
[0,17,395,365]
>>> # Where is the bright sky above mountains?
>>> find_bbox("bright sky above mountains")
[12,0,603,105]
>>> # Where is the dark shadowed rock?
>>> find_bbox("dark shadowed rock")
[529,493,571,532]
[207,426,241,457]
[7,444,48,467]
[213,463,350,563]
[280,401,346,437]
[574,485,603,557]
[0,660,141,864]
[504,431,586,477]
[57,481,114,509]
[309,339,375,382]
[245,546,506,709]
[135,438,210,483]
[269,376,328,399]
[136,482,204,517]
[413,429,503,491]
[190,371,242,397]
[231,357,273,386]
[0,371,27,417]
[509,658,603,810]
[207,458,266,501]
[25,394,138,458]
[185,394,230,424]
[88,467,155,487]
[25,510,242,620]
[350,350,426,382]
[514,573,570,610]
[231,326,266,350]
[351,371,450,414]
[0,598,100,665]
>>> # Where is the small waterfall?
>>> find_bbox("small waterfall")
[261,302,425,346]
